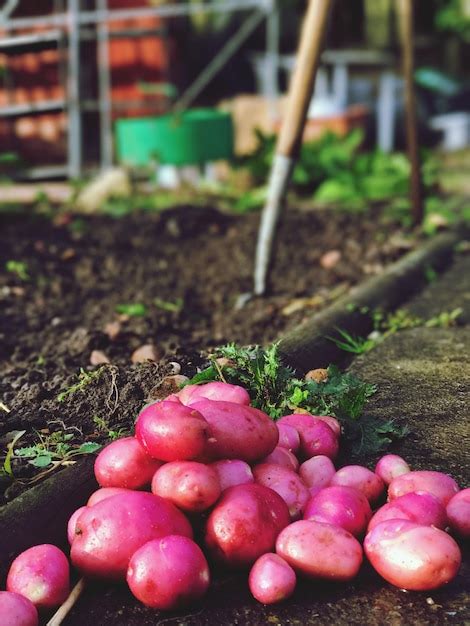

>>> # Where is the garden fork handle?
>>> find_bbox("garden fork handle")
[277,0,333,157]
[254,0,333,295]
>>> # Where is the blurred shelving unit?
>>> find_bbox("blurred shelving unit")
[0,0,279,179]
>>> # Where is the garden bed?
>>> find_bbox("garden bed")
[0,204,417,494]
[0,204,468,625]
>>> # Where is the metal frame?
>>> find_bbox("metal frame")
[0,0,279,179]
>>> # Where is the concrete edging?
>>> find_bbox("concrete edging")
[279,227,468,372]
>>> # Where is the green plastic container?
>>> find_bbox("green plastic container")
[115,108,234,167]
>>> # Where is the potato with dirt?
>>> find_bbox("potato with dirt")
[375,454,411,485]
[277,414,339,459]
[446,488,470,538]
[253,463,309,519]
[191,400,279,462]
[151,461,221,513]
[94,437,163,489]
[249,553,296,605]
[205,483,290,567]
[388,470,460,506]
[127,535,210,610]
[6,544,70,610]
[303,485,372,537]
[135,401,210,461]
[71,491,192,579]
[0,591,38,626]
[276,520,363,581]
[330,465,384,502]
[364,519,462,591]
[176,381,251,406]
[367,491,447,531]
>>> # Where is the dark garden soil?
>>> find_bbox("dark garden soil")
[0,204,417,495]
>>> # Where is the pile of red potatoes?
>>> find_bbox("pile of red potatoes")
[1,381,469,625]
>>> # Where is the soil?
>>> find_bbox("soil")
[0,204,414,494]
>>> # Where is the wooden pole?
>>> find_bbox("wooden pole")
[397,0,424,225]
[276,0,333,157]
[254,0,333,295]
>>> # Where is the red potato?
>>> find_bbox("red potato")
[375,454,410,485]
[210,459,254,491]
[364,519,461,591]
[178,382,250,406]
[191,400,278,462]
[368,491,447,532]
[87,487,131,506]
[276,520,363,582]
[446,488,470,538]
[303,486,372,537]
[205,483,290,567]
[67,506,87,545]
[0,591,38,626]
[71,491,192,579]
[277,414,338,460]
[249,553,296,605]
[253,463,309,520]
[312,415,341,438]
[277,423,300,453]
[388,470,460,506]
[127,536,210,610]
[151,461,221,513]
[261,446,299,472]
[135,401,209,462]
[7,544,70,610]
[330,465,384,502]
[94,437,163,489]
[299,455,336,495]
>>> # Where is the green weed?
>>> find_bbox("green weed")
[5,260,29,281]
[56,367,103,403]
[115,302,148,317]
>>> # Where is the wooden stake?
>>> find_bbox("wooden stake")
[46,578,86,626]
[276,0,333,157]
[397,0,424,225]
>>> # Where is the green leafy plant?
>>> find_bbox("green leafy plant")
[57,367,103,402]
[92,415,130,441]
[14,430,101,471]
[5,260,30,281]
[327,328,376,355]
[436,0,470,41]
[425,307,462,327]
[237,129,413,211]
[330,307,463,357]
[186,343,405,455]
[1,430,26,477]
[115,302,148,317]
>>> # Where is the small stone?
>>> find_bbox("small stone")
[90,350,110,365]
[168,361,181,374]
[305,368,329,383]
[320,250,341,269]
[104,321,121,341]
[61,248,76,260]
[131,344,161,363]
